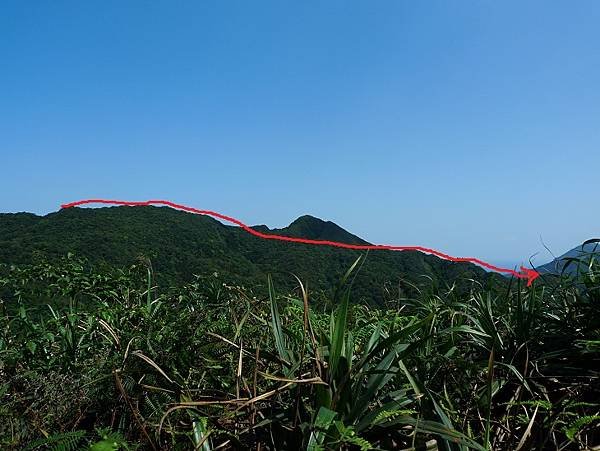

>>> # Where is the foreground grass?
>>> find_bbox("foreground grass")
[1,253,599,450]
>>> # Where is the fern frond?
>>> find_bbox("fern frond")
[24,430,86,451]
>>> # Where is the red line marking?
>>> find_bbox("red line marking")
[60,199,541,286]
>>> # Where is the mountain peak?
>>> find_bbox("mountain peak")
[277,214,369,245]
[288,214,327,227]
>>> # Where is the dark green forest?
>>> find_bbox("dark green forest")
[0,206,504,304]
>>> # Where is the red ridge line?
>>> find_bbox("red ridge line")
[60,199,540,286]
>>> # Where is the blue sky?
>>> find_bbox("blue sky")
[1,1,599,267]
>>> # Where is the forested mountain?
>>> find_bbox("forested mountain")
[0,206,502,303]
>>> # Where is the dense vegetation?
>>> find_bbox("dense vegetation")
[0,206,504,304]
[1,246,599,450]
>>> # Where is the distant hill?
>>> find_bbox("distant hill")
[271,215,369,245]
[0,206,503,303]
[538,240,600,275]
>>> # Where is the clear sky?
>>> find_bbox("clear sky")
[1,1,599,267]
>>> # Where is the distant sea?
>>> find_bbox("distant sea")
[486,260,537,272]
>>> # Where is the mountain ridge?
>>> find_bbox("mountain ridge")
[0,206,503,303]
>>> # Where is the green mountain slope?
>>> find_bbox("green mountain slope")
[0,206,501,303]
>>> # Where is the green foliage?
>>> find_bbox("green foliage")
[565,416,600,442]
[20,428,135,451]
[1,251,599,450]
[90,428,136,450]
[23,430,86,451]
